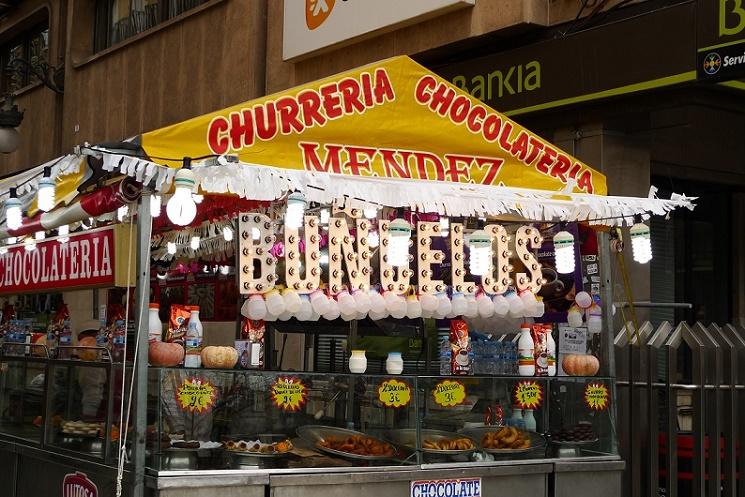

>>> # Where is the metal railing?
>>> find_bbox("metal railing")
[616,321,745,497]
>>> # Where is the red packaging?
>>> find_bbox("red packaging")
[450,319,472,375]
[532,324,549,376]
[167,304,191,344]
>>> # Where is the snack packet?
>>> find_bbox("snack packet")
[532,324,549,376]
[450,319,472,375]
[167,304,191,344]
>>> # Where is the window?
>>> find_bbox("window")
[94,0,210,51]
[0,24,49,94]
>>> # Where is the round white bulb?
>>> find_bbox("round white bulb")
[57,224,69,242]
[285,192,306,230]
[6,236,16,245]
[367,230,380,248]
[219,265,230,275]
[192,194,204,204]
[167,242,177,255]
[439,217,449,237]
[150,195,162,217]
[24,238,35,251]
[190,236,200,250]
[223,225,234,242]
[5,196,22,231]
[320,208,330,225]
[553,230,575,274]
[387,218,411,267]
[0,247,6,255]
[37,176,55,212]
[166,169,198,226]
[34,231,45,241]
[363,207,378,219]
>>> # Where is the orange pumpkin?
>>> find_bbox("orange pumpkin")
[32,334,47,357]
[148,342,185,366]
[562,354,600,376]
[78,336,100,361]
[201,346,238,369]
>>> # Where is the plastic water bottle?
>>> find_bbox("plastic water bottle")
[58,319,72,359]
[184,306,203,368]
[439,338,451,375]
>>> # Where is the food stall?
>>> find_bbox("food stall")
[0,57,693,497]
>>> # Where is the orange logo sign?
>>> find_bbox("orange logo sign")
[306,0,336,30]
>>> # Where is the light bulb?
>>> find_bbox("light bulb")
[285,192,306,229]
[251,227,260,240]
[190,236,200,250]
[166,168,197,226]
[364,207,378,219]
[223,225,234,241]
[58,224,69,241]
[6,236,16,245]
[367,230,379,248]
[150,195,162,217]
[630,222,653,264]
[387,218,411,267]
[320,208,330,225]
[117,205,128,222]
[0,247,6,255]
[467,229,492,276]
[553,230,575,274]
[439,217,449,237]
[37,168,55,212]
[24,238,35,251]
[220,265,230,275]
[167,242,177,255]
[192,194,204,204]
[5,188,22,231]
[34,231,45,241]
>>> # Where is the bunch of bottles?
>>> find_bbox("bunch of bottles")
[472,340,518,375]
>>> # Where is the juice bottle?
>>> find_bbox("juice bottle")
[184,306,203,368]
[517,323,535,376]
[148,303,162,343]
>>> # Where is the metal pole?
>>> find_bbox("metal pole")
[598,233,619,454]
[133,193,152,497]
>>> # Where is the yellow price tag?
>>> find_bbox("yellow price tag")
[514,381,543,409]
[271,376,308,412]
[377,379,412,408]
[584,382,610,411]
[432,380,467,407]
[176,377,217,414]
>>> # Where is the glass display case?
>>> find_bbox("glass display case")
[145,367,617,473]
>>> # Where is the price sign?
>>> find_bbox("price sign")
[432,380,467,407]
[271,376,308,412]
[584,382,610,411]
[176,377,217,414]
[377,379,412,408]
[514,381,543,409]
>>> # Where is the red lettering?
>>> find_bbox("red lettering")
[297,90,327,127]
[429,84,456,116]
[320,83,343,119]
[338,78,365,114]
[535,147,557,174]
[483,114,502,141]
[415,76,437,104]
[568,162,582,179]
[509,131,530,161]
[381,149,413,179]
[498,121,514,153]
[373,68,395,103]
[360,72,374,107]
[449,96,471,124]
[445,155,472,182]
[550,154,572,182]
[254,102,278,141]
[229,110,254,150]
[344,146,376,176]
[276,97,303,134]
[207,117,229,154]
[414,151,446,181]
[466,106,486,133]
[577,170,594,193]
[477,158,504,185]
[524,137,545,165]
[299,142,343,173]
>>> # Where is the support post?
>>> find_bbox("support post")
[133,193,153,497]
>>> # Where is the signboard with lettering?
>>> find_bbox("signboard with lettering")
[0,225,133,295]
[697,0,745,80]
[283,0,475,61]
[62,471,98,497]
[411,478,481,497]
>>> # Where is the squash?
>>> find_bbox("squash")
[32,334,47,357]
[148,341,185,366]
[562,354,600,376]
[78,336,100,361]
[201,346,238,369]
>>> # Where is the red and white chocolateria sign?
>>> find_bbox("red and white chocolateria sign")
[62,471,98,497]
[0,225,132,294]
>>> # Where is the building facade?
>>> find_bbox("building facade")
[0,0,741,328]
